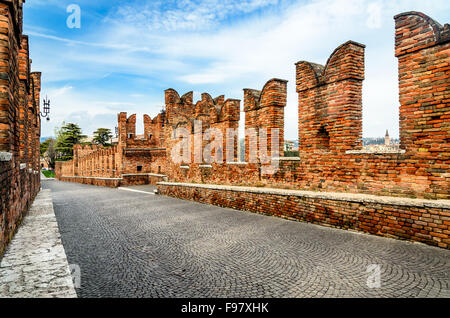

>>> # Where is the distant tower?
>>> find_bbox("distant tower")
[385,129,390,146]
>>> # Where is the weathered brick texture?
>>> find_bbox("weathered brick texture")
[57,12,448,199]
[56,112,167,186]
[0,0,42,258]
[158,183,450,249]
[244,79,287,161]
[56,11,449,247]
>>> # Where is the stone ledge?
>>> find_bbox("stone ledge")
[124,148,165,152]
[346,149,406,155]
[0,152,12,162]
[199,165,213,168]
[60,176,122,181]
[272,157,301,161]
[122,173,167,178]
[157,182,450,209]
[180,166,190,169]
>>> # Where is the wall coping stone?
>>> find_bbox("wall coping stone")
[122,173,167,177]
[124,148,166,152]
[180,166,190,169]
[61,176,122,181]
[0,152,12,162]
[226,162,248,165]
[272,157,301,161]
[157,182,450,209]
[199,165,213,168]
[346,149,406,155]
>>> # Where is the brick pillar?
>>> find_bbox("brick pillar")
[144,114,152,141]
[243,89,260,162]
[164,89,193,162]
[296,41,365,155]
[244,78,287,162]
[395,12,450,158]
[220,99,240,162]
[257,79,287,159]
[117,112,127,148]
[126,114,136,139]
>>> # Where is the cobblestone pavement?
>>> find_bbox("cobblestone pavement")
[0,189,77,298]
[43,180,450,298]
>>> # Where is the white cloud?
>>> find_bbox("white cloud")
[366,1,383,28]
[33,0,450,140]
[106,0,280,32]
[41,85,162,137]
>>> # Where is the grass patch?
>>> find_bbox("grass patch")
[41,170,55,178]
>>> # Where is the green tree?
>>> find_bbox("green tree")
[41,138,57,169]
[40,138,52,156]
[55,122,86,161]
[93,128,112,146]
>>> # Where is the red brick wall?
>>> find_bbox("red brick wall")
[158,183,450,249]
[162,12,448,200]
[0,0,41,258]
[56,112,168,185]
[296,41,364,154]
[57,11,448,201]
[244,78,287,161]
[395,11,450,197]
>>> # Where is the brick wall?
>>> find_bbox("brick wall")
[157,183,450,249]
[0,0,42,258]
[244,78,287,162]
[56,112,168,186]
[56,11,448,201]
[158,12,449,200]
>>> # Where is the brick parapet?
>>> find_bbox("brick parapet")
[157,182,450,249]
[57,11,449,202]
[296,41,364,154]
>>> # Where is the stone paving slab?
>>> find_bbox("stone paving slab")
[0,189,77,298]
[45,180,450,298]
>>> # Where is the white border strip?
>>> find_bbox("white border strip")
[118,187,155,195]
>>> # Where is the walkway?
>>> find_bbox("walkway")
[42,180,449,298]
[0,189,77,298]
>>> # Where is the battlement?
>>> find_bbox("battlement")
[165,89,241,128]
[296,41,364,153]
[296,41,365,92]
[117,112,165,148]
[57,11,449,203]
[395,11,450,57]
[244,78,288,111]
[244,78,288,160]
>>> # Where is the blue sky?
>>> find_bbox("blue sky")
[24,0,449,139]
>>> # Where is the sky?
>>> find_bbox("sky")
[24,0,449,140]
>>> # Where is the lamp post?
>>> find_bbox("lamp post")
[40,96,51,121]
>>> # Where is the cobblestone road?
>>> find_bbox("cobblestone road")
[43,180,450,298]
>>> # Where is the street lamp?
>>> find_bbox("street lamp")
[40,96,51,121]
